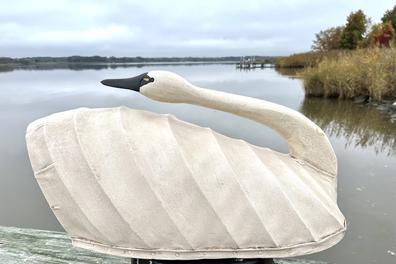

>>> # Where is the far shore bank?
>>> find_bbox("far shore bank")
[0,60,239,73]
[0,55,277,66]
[0,60,238,66]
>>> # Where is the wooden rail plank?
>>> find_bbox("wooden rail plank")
[0,226,326,264]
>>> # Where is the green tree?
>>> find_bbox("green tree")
[312,26,344,51]
[340,10,369,49]
[382,5,396,31]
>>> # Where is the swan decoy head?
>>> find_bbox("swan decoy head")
[101,71,196,103]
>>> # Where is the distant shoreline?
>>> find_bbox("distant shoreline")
[0,61,242,73]
[0,61,238,68]
[0,60,275,73]
[0,61,238,66]
[0,55,277,66]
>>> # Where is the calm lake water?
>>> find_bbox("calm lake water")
[0,64,395,264]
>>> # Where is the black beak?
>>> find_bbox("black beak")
[100,72,154,92]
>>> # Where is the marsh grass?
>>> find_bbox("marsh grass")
[275,50,342,68]
[302,48,396,100]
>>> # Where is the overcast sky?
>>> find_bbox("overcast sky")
[1,0,394,57]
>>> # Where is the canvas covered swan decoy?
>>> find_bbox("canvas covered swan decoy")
[26,71,346,260]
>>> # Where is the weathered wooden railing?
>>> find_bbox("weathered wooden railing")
[0,226,326,264]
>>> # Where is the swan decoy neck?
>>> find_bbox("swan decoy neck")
[101,72,154,92]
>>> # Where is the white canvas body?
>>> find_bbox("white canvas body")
[25,71,346,259]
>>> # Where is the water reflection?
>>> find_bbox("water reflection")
[301,98,396,156]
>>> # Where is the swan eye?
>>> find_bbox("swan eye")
[142,75,154,85]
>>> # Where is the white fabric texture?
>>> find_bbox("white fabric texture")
[26,71,346,259]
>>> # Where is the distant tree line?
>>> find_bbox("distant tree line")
[312,5,396,51]
[0,56,277,65]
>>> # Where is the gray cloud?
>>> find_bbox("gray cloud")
[0,0,394,57]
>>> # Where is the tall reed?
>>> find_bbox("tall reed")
[302,48,396,101]
[275,50,343,68]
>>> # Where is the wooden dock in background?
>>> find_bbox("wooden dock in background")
[236,56,275,69]
[0,225,326,264]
